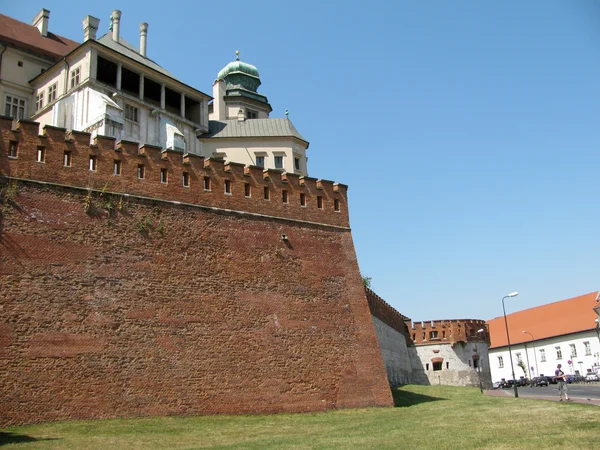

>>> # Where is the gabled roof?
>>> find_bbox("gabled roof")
[0,14,79,61]
[200,118,308,146]
[487,291,599,349]
[96,34,174,79]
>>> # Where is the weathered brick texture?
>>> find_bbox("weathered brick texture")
[0,119,393,426]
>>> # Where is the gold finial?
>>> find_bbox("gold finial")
[235,50,240,61]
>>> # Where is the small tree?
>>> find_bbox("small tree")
[362,275,372,289]
[517,360,527,378]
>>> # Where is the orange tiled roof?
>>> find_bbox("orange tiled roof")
[0,14,79,61]
[487,291,599,349]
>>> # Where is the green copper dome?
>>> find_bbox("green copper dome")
[217,51,261,92]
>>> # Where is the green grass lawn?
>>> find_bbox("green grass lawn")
[1,385,599,449]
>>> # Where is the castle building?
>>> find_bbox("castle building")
[366,288,492,389]
[0,8,390,427]
[487,291,600,383]
[1,9,308,175]
[0,10,78,120]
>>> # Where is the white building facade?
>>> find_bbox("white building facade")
[487,291,600,383]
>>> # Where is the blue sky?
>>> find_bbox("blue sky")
[5,1,600,323]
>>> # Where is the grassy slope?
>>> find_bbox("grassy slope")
[1,385,599,449]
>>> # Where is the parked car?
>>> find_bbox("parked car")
[540,375,557,384]
[492,381,503,389]
[585,373,599,382]
[501,379,515,389]
[531,376,549,387]
[515,378,528,387]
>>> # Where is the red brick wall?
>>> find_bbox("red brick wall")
[406,319,489,345]
[0,120,393,426]
[0,118,349,229]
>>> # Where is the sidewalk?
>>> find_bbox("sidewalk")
[484,388,600,405]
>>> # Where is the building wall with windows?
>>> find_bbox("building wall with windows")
[406,319,492,388]
[487,291,600,384]
[488,331,600,382]
[200,137,308,176]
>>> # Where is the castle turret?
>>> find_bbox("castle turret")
[210,51,272,121]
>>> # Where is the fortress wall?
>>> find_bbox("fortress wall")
[0,118,349,229]
[0,119,393,426]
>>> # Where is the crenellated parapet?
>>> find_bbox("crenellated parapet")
[0,117,349,228]
[406,318,489,346]
[365,287,411,337]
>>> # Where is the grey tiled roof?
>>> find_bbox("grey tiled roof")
[97,34,174,78]
[200,118,308,145]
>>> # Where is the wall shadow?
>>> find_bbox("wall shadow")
[391,387,447,408]
[0,432,61,445]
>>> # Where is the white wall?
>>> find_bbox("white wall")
[488,331,600,383]
[371,316,413,386]
[201,138,308,175]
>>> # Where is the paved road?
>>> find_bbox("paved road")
[486,383,600,405]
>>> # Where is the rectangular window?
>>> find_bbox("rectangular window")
[70,67,81,89]
[160,168,168,184]
[498,356,504,368]
[300,193,306,207]
[274,156,283,169]
[246,109,258,119]
[89,155,97,171]
[334,198,340,212]
[282,190,288,204]
[138,164,145,179]
[584,341,591,356]
[182,172,190,187]
[244,183,251,197]
[36,92,44,111]
[555,346,562,360]
[317,196,323,209]
[264,186,270,200]
[442,330,446,339]
[429,330,438,339]
[203,176,211,191]
[5,95,26,119]
[255,156,264,168]
[125,104,138,122]
[36,147,45,163]
[426,363,429,371]
[8,142,18,158]
[570,344,577,358]
[294,157,300,170]
[63,151,72,167]
[540,349,546,362]
[432,362,442,371]
[48,83,57,103]
[114,160,121,176]
[224,179,231,194]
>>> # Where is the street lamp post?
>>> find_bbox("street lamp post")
[502,292,519,398]
[474,328,485,394]
[523,331,538,378]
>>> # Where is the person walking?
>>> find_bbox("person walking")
[555,364,571,402]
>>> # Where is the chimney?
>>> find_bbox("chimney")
[32,9,50,37]
[237,108,245,122]
[83,16,100,41]
[140,23,148,57]
[111,10,122,42]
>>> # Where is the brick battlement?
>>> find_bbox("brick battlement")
[0,117,349,228]
[406,319,489,346]
[365,288,411,337]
